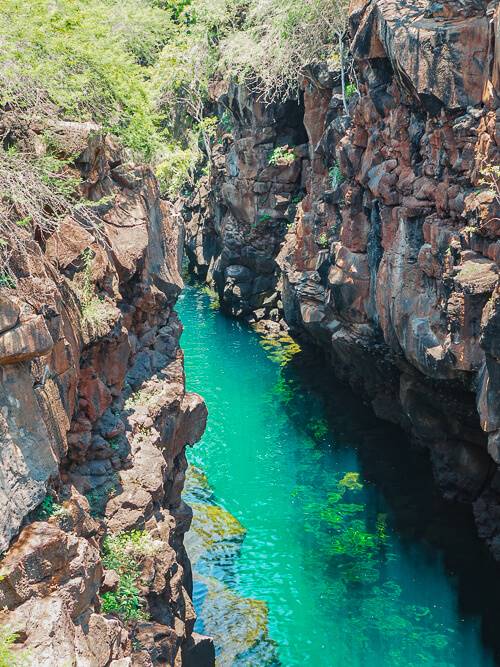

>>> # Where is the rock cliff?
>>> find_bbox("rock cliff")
[0,120,214,665]
[183,0,500,556]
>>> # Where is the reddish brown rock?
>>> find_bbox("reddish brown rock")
[0,315,53,365]
[0,121,213,665]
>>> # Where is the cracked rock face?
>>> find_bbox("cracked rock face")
[186,0,500,557]
[0,122,213,665]
[182,82,308,323]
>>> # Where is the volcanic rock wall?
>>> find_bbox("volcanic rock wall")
[0,121,214,665]
[183,83,308,321]
[184,0,500,557]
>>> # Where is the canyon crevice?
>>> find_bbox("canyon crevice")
[182,0,500,558]
[1,0,500,663]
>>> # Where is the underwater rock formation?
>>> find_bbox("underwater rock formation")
[183,467,280,665]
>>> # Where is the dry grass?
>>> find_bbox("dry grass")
[0,145,103,283]
[221,0,350,103]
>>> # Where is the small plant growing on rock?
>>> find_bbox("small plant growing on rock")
[107,436,121,451]
[478,161,500,204]
[220,109,233,133]
[86,482,117,517]
[0,626,28,667]
[317,232,329,249]
[329,162,344,189]
[462,225,477,235]
[101,575,145,622]
[15,216,31,228]
[101,530,162,622]
[345,82,358,100]
[0,272,16,289]
[268,146,295,167]
[78,248,114,328]
[34,494,66,521]
[125,388,156,409]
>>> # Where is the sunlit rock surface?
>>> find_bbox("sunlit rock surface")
[0,121,212,665]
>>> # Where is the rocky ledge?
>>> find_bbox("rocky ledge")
[0,121,214,665]
[182,0,500,557]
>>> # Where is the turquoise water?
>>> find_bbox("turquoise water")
[178,283,500,667]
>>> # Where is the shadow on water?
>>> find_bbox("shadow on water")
[283,344,500,663]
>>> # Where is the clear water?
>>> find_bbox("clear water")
[178,283,500,667]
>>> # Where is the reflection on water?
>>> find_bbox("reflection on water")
[178,282,500,667]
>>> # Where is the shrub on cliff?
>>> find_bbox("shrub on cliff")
[101,530,163,622]
[219,0,350,102]
[0,0,174,157]
[0,143,102,280]
[0,0,190,275]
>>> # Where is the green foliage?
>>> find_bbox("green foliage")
[0,0,174,157]
[78,248,115,327]
[101,530,162,621]
[0,0,349,202]
[0,145,101,277]
[15,216,31,228]
[156,141,200,199]
[258,213,272,224]
[85,482,116,517]
[0,273,16,289]
[0,0,349,203]
[478,161,500,203]
[102,530,161,573]
[34,494,66,520]
[329,162,344,188]
[201,285,220,310]
[37,154,81,198]
[101,574,146,621]
[107,436,121,451]
[317,232,329,249]
[268,146,295,167]
[344,82,358,99]
[220,109,233,133]
[0,627,27,667]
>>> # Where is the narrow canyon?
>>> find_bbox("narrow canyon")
[0,0,499,665]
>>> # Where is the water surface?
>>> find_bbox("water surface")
[178,283,500,667]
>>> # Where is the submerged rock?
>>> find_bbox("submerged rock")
[184,465,279,665]
[194,574,280,667]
